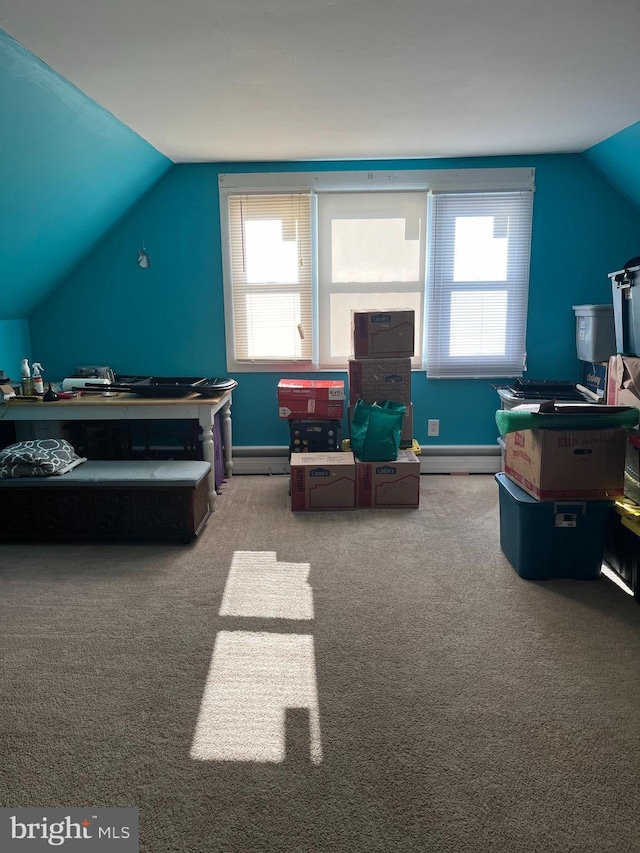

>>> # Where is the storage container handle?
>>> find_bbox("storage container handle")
[553,502,586,514]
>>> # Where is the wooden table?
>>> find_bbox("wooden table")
[0,391,233,511]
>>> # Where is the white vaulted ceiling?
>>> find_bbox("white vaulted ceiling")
[1,0,640,163]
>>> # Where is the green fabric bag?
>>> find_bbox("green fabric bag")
[350,400,406,461]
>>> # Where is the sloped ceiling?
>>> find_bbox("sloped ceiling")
[1,2,640,325]
[0,29,171,320]
[2,0,640,162]
[583,121,640,216]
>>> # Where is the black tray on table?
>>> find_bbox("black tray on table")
[97,376,237,398]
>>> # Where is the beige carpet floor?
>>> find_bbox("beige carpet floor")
[1,473,639,853]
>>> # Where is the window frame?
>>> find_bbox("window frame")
[219,168,535,374]
[425,189,535,378]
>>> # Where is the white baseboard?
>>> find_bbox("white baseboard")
[231,445,501,476]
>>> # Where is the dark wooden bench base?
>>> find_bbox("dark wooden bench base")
[0,461,211,543]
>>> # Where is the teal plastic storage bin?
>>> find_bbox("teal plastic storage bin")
[495,473,613,580]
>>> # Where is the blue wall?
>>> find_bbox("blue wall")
[583,120,640,214]
[0,29,172,319]
[29,154,640,447]
[0,320,31,380]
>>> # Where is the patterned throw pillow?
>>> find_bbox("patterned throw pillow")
[0,439,86,477]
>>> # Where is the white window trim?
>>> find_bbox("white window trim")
[219,169,535,373]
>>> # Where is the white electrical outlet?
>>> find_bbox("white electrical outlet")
[428,419,440,437]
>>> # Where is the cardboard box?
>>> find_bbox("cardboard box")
[278,399,344,419]
[352,311,415,359]
[580,361,608,400]
[289,419,341,453]
[277,378,345,400]
[355,450,420,508]
[290,451,355,511]
[348,403,413,448]
[278,378,346,418]
[625,429,640,505]
[504,427,627,501]
[348,358,411,404]
[607,355,640,410]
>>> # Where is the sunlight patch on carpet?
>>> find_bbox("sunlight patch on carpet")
[219,551,314,620]
[190,631,322,764]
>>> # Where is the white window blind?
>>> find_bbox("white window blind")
[317,191,426,368]
[227,193,312,364]
[426,190,533,378]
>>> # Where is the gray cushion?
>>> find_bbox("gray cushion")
[0,438,85,477]
[0,460,211,488]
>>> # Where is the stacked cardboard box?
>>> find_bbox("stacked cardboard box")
[498,407,628,580]
[349,310,419,509]
[348,310,415,450]
[290,451,356,511]
[606,355,640,506]
[288,311,421,511]
[277,378,345,456]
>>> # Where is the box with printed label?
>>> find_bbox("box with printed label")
[504,428,627,501]
[289,420,341,453]
[581,361,608,400]
[278,379,346,419]
[352,311,415,359]
[277,379,345,401]
[278,398,344,419]
[348,403,413,448]
[607,355,640,410]
[348,358,411,404]
[290,451,355,511]
[355,450,420,508]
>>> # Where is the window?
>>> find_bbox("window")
[317,192,426,369]
[226,193,312,363]
[425,191,534,378]
[219,169,534,376]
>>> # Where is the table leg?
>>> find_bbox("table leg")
[222,397,233,479]
[199,409,217,512]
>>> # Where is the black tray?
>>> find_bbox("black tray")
[129,376,207,397]
[89,376,237,399]
[194,378,238,398]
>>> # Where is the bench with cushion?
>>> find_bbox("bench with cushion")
[0,460,211,543]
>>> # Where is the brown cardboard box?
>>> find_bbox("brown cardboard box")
[290,451,355,511]
[607,354,640,410]
[355,450,420,508]
[504,428,627,501]
[348,403,413,448]
[352,311,415,359]
[348,358,411,404]
[625,429,640,504]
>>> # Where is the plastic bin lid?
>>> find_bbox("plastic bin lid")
[572,304,614,315]
[495,472,538,504]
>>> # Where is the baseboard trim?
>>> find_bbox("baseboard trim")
[231,445,501,476]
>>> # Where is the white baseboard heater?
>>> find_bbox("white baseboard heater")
[231,445,501,476]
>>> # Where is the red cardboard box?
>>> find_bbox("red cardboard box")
[348,358,411,404]
[277,379,345,400]
[504,427,627,501]
[290,452,355,511]
[352,311,415,359]
[278,378,345,419]
[355,450,421,508]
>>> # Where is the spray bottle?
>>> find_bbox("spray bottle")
[20,359,33,396]
[32,362,44,395]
